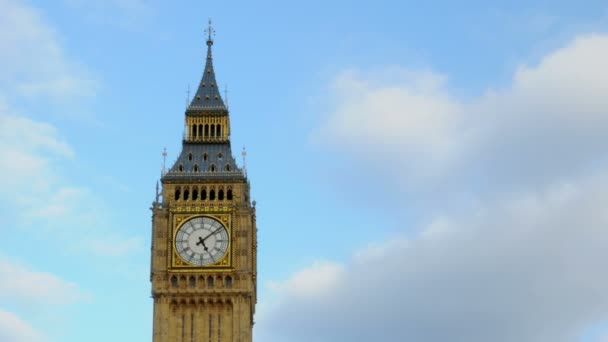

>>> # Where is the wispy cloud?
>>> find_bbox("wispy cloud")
[0,259,86,306]
[0,1,139,258]
[0,0,98,101]
[0,258,87,342]
[0,105,71,211]
[0,309,46,342]
[63,0,156,30]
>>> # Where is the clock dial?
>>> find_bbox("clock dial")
[175,216,229,266]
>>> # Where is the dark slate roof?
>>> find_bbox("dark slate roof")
[186,38,227,114]
[162,143,245,181]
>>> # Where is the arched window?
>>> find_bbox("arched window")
[178,164,183,172]
[171,275,178,287]
[198,124,203,138]
[218,189,224,201]
[192,124,197,138]
[218,153,223,159]
[194,164,199,172]
[210,164,216,172]
[174,188,181,201]
[183,188,189,201]
[217,124,222,137]
[225,164,231,171]
[192,188,198,200]
[203,153,208,161]
[210,124,215,137]
[204,124,209,137]
[188,153,193,161]
[207,277,214,287]
[225,276,232,288]
[210,189,216,201]
[227,189,233,201]
[189,276,196,287]
[201,189,207,200]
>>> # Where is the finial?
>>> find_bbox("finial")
[204,18,215,45]
[161,147,167,176]
[155,181,160,203]
[242,146,247,177]
[224,84,229,109]
[185,84,190,109]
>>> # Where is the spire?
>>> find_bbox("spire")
[187,19,227,114]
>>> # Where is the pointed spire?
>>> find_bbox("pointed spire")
[187,19,226,114]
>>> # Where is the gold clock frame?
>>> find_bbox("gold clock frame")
[168,208,234,272]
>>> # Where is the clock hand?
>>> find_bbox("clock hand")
[200,227,222,243]
[196,236,209,251]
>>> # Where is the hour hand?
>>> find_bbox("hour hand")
[196,236,208,251]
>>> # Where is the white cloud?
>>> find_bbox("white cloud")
[25,186,89,221]
[321,67,461,152]
[0,104,75,217]
[267,261,344,299]
[0,0,139,253]
[0,110,73,158]
[0,309,45,342]
[258,171,608,342]
[0,259,85,306]
[0,259,86,341]
[0,0,97,99]
[316,34,608,193]
[0,105,141,255]
[260,33,608,341]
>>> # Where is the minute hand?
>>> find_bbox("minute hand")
[200,227,223,243]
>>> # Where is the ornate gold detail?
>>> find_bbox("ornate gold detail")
[171,206,231,213]
[167,211,234,272]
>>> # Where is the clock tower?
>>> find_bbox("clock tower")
[150,23,257,342]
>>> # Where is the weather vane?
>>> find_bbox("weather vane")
[204,18,215,42]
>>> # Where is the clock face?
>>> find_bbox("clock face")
[175,216,229,266]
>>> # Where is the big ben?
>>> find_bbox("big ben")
[150,22,257,342]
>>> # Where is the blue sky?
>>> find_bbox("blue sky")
[1,0,608,341]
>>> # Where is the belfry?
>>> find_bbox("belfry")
[150,22,257,342]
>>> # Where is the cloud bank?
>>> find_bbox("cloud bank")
[259,33,608,342]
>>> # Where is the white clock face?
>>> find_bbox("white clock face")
[175,216,229,266]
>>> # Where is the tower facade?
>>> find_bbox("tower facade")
[150,26,257,342]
